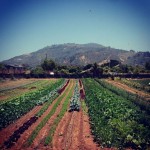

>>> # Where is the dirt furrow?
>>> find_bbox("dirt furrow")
[63,111,77,150]
[78,108,85,150]
[0,105,42,146]
[82,111,100,150]
[52,81,100,150]
[11,81,70,150]
[53,105,100,150]
[52,110,73,150]
[30,80,74,149]
[69,111,82,150]
[105,79,150,100]
[53,109,82,150]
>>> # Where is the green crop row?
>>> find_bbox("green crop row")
[35,79,67,105]
[68,80,80,112]
[44,80,74,146]
[0,79,64,130]
[81,100,88,115]
[35,94,59,117]
[25,80,71,147]
[95,79,150,114]
[82,78,150,149]
[0,79,55,104]
[119,78,150,93]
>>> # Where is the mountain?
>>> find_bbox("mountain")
[1,43,150,67]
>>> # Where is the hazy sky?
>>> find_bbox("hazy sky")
[0,0,150,61]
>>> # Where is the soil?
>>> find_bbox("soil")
[0,105,42,146]
[105,79,150,100]
[52,103,100,150]
[0,79,117,150]
[10,79,72,150]
[29,79,74,149]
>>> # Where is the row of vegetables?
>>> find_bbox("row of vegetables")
[36,79,69,105]
[68,80,80,112]
[1,79,70,149]
[0,80,53,104]
[3,116,38,149]
[95,79,150,114]
[26,79,72,147]
[79,79,85,99]
[0,79,66,130]
[57,79,70,94]
[119,78,150,93]
[82,78,150,149]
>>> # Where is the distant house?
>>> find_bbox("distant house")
[0,64,26,74]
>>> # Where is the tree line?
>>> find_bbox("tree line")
[30,58,150,78]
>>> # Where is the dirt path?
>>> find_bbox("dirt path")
[53,102,100,150]
[0,79,37,90]
[0,105,42,146]
[29,80,74,149]
[105,79,150,100]
[10,79,71,150]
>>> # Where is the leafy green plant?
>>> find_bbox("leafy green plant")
[0,79,64,130]
[95,79,150,114]
[68,80,80,112]
[26,80,72,147]
[120,78,150,93]
[82,78,150,149]
[44,81,74,146]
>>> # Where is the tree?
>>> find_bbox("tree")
[92,63,103,77]
[41,59,56,71]
[69,66,81,74]
[83,64,92,70]
[145,62,150,70]
[133,65,141,74]
[31,66,44,75]
[0,63,6,74]
[0,63,4,69]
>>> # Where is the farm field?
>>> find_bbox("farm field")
[82,78,150,149]
[105,78,150,101]
[0,78,100,150]
[0,78,150,149]
[118,78,150,93]
[0,78,58,103]
[0,78,37,90]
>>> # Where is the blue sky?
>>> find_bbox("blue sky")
[0,0,150,61]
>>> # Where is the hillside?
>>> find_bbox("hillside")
[1,43,150,67]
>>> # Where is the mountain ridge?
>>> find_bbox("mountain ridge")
[1,43,150,67]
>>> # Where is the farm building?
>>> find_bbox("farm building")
[0,64,26,74]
